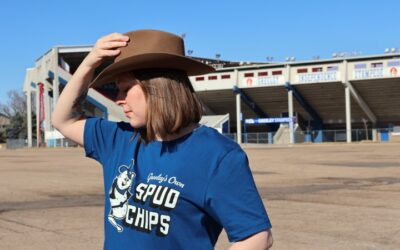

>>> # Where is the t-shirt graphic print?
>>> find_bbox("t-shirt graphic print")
[108,159,181,236]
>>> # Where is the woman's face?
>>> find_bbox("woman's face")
[115,73,147,128]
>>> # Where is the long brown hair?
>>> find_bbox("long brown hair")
[132,69,203,142]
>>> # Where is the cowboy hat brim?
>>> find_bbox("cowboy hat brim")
[90,53,215,88]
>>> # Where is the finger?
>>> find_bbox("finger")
[101,41,128,49]
[104,32,130,42]
[99,49,121,57]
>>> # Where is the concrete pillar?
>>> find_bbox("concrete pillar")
[52,48,59,116]
[43,82,51,145]
[234,69,242,144]
[236,93,242,144]
[36,84,41,147]
[288,89,294,144]
[343,59,352,143]
[372,128,377,142]
[285,64,295,144]
[26,89,32,147]
[345,86,352,143]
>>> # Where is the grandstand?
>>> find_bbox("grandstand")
[23,46,400,147]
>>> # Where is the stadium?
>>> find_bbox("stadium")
[22,46,400,147]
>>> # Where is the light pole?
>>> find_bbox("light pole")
[215,53,221,64]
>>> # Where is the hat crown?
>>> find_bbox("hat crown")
[116,30,185,62]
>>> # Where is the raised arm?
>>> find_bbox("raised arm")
[51,33,129,146]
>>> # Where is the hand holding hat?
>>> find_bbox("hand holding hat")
[82,33,130,70]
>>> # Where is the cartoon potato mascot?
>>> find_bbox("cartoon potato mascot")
[108,164,136,232]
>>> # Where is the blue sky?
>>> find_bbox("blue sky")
[0,0,399,102]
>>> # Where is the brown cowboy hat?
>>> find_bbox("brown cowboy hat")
[90,29,215,87]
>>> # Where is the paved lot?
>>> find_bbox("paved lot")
[0,143,399,249]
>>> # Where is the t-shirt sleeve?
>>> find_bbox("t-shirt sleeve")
[84,117,119,163]
[204,148,272,242]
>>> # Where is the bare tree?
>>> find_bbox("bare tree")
[0,90,36,140]
[0,90,27,117]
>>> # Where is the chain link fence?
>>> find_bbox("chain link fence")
[46,138,79,148]
[224,128,395,144]
[5,139,37,149]
[3,128,396,149]
[5,138,78,149]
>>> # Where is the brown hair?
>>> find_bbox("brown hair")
[132,69,203,142]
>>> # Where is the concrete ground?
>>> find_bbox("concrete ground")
[0,142,399,249]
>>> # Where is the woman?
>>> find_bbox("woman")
[52,29,273,249]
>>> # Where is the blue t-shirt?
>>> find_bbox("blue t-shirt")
[84,117,271,250]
